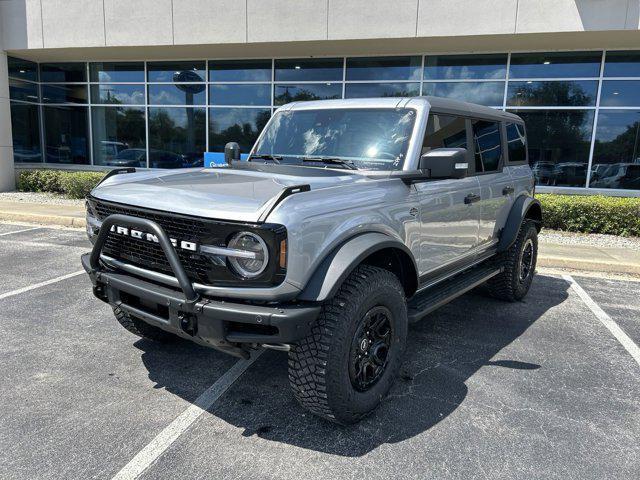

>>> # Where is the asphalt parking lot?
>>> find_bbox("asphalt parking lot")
[0,222,638,480]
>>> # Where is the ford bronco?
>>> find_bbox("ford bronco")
[82,97,541,424]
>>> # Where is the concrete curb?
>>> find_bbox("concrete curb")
[0,211,86,228]
[537,256,640,276]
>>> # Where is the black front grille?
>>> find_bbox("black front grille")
[93,201,212,284]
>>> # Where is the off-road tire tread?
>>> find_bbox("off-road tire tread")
[487,220,538,301]
[113,306,176,342]
[288,265,406,424]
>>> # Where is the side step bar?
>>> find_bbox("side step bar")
[407,263,502,323]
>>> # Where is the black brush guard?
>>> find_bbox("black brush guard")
[82,214,320,358]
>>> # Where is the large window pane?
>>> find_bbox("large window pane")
[422,82,504,106]
[604,51,640,77]
[274,83,341,105]
[92,107,146,167]
[10,103,42,162]
[600,81,640,107]
[345,82,419,99]
[9,79,39,102]
[424,54,507,80]
[91,85,145,105]
[209,84,271,106]
[510,109,595,187]
[43,106,89,164]
[148,84,206,105]
[346,56,421,81]
[41,84,88,104]
[148,107,205,168]
[209,108,270,153]
[509,52,601,79]
[40,63,86,82]
[147,61,205,82]
[90,62,144,82]
[209,60,272,82]
[8,57,38,82]
[506,81,597,107]
[275,58,343,81]
[591,110,640,190]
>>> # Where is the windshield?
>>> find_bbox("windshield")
[252,108,416,170]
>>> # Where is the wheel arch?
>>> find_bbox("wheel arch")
[297,232,418,302]
[497,195,542,252]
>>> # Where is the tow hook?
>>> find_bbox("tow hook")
[179,312,198,336]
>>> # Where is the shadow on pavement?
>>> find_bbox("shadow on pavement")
[139,274,569,457]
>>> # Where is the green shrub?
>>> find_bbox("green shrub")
[17,169,64,193]
[538,194,640,237]
[58,172,106,199]
[18,169,106,199]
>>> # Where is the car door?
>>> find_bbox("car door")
[414,112,481,276]
[470,118,513,251]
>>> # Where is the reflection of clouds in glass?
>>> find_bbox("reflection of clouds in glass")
[424,82,504,106]
[99,72,112,82]
[595,111,640,142]
[98,86,144,105]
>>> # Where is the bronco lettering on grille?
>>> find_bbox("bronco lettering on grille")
[110,225,198,252]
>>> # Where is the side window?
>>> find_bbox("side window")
[423,113,467,154]
[471,119,502,173]
[506,122,527,164]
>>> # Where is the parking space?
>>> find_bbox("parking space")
[0,223,638,479]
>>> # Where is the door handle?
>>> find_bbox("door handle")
[464,193,481,204]
[502,186,515,195]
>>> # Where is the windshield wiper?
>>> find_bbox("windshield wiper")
[301,156,358,170]
[249,154,282,164]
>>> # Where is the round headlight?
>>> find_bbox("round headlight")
[227,232,269,278]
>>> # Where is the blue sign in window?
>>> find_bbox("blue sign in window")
[204,152,249,167]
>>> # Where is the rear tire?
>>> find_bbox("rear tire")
[112,306,176,343]
[288,265,408,424]
[487,220,538,301]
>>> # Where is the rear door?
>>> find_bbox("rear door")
[415,112,481,275]
[470,118,513,251]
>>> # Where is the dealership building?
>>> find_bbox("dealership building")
[1,0,639,194]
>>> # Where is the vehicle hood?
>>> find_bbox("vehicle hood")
[91,166,366,222]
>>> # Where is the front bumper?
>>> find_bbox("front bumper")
[82,214,320,358]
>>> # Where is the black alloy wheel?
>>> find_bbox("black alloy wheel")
[349,306,394,392]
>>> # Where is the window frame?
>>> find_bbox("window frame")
[503,121,528,166]
[468,117,505,175]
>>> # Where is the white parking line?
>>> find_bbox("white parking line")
[112,349,264,480]
[0,271,86,300]
[0,226,41,237]
[564,274,640,367]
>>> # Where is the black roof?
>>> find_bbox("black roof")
[423,96,523,123]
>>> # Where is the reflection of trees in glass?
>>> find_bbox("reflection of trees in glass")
[211,110,271,151]
[275,86,340,104]
[593,120,640,164]
[516,109,593,186]
[148,108,206,160]
[510,81,594,107]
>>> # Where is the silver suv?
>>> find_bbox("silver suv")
[82,97,541,424]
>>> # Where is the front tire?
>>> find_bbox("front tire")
[487,220,538,301]
[288,265,408,424]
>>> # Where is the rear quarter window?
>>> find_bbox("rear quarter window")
[506,122,527,164]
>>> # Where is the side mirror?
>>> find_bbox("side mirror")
[420,148,469,179]
[224,142,241,165]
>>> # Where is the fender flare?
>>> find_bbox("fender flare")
[497,195,542,252]
[297,232,418,302]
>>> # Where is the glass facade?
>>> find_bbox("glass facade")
[6,51,640,192]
